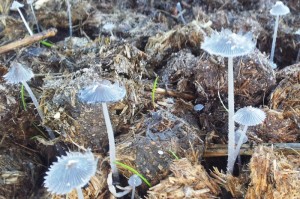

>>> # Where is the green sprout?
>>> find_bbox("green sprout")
[114,161,151,187]
[168,150,179,160]
[40,40,53,47]
[20,84,26,110]
[151,76,159,107]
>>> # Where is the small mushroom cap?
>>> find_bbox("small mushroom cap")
[295,29,300,35]
[78,80,126,104]
[44,150,98,195]
[10,1,24,11]
[103,23,115,31]
[194,104,204,111]
[128,174,142,187]
[270,1,290,16]
[176,2,182,12]
[4,62,34,84]
[233,106,266,126]
[201,29,256,57]
[235,129,248,144]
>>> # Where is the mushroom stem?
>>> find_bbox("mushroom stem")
[102,103,119,178]
[22,81,44,121]
[131,186,135,199]
[227,57,236,174]
[16,7,33,35]
[76,187,84,199]
[66,0,72,37]
[28,2,40,32]
[270,15,279,65]
[233,125,248,164]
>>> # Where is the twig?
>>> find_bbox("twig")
[0,28,57,54]
[203,143,300,157]
[151,87,195,101]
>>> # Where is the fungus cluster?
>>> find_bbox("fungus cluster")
[201,29,256,173]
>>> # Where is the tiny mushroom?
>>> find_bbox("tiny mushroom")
[103,23,116,38]
[128,174,142,199]
[193,104,204,112]
[10,1,34,35]
[269,1,290,68]
[233,106,265,165]
[44,150,98,199]
[4,62,44,121]
[201,29,256,173]
[78,80,126,180]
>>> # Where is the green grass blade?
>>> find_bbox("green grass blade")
[21,84,27,110]
[152,76,159,106]
[40,40,53,47]
[168,150,179,160]
[114,161,151,187]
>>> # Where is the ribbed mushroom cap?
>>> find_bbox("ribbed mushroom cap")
[78,80,126,104]
[201,29,256,57]
[10,1,24,10]
[44,150,98,195]
[233,106,266,126]
[128,174,142,187]
[4,62,34,84]
[270,1,290,16]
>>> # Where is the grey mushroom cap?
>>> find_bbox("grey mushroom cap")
[128,174,142,187]
[270,1,290,16]
[233,106,266,126]
[10,1,24,11]
[194,104,204,111]
[78,80,126,104]
[201,29,256,58]
[44,150,98,195]
[4,62,34,84]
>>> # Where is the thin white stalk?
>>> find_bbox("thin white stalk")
[270,15,279,63]
[227,57,236,174]
[17,8,33,35]
[76,187,84,199]
[131,186,135,199]
[29,3,40,32]
[66,0,72,37]
[22,81,44,121]
[102,103,118,177]
[233,125,248,164]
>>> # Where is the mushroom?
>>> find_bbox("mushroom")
[4,62,44,121]
[128,174,142,199]
[269,1,290,69]
[193,104,204,112]
[44,149,98,199]
[233,106,265,165]
[10,1,33,35]
[78,80,126,179]
[103,23,116,39]
[201,29,256,173]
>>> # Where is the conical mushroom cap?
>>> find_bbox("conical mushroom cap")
[201,29,256,58]
[270,1,290,16]
[4,62,34,84]
[78,80,126,104]
[44,150,98,195]
[233,106,266,126]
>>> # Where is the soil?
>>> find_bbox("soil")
[0,0,299,198]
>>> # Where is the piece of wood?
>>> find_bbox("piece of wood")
[203,143,300,157]
[0,28,57,54]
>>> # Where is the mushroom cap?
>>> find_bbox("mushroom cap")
[128,174,142,187]
[201,29,256,57]
[235,129,248,144]
[44,150,98,195]
[270,1,290,16]
[4,62,34,84]
[10,1,24,11]
[233,106,266,126]
[295,29,300,35]
[78,80,126,104]
[103,23,115,31]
